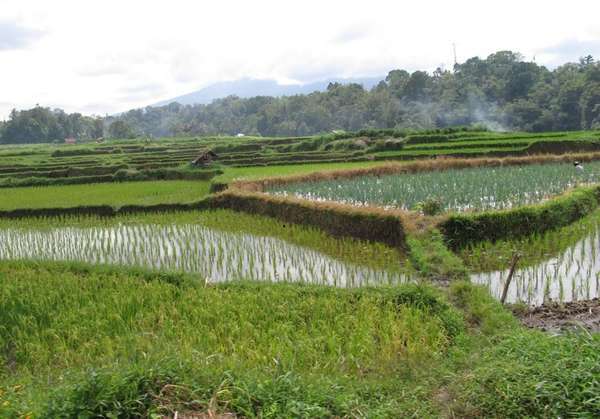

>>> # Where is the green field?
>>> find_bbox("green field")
[1,261,598,417]
[0,210,409,280]
[214,160,388,183]
[1,128,599,189]
[2,129,600,417]
[268,160,600,212]
[0,180,210,210]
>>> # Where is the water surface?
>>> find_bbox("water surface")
[0,223,410,287]
[471,227,600,305]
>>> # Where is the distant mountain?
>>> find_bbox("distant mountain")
[154,76,384,106]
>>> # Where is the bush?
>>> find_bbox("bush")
[371,138,405,151]
[415,197,443,216]
[114,168,144,181]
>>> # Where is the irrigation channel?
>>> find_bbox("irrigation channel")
[0,224,411,287]
[472,225,600,306]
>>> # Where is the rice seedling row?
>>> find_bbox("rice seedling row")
[471,224,600,305]
[0,222,411,287]
[269,160,600,212]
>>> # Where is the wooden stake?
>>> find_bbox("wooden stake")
[500,252,521,304]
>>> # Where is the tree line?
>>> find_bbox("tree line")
[1,50,599,144]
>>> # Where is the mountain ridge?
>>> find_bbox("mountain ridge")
[154,76,384,106]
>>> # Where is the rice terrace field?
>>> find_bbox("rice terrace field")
[269,159,600,211]
[1,128,600,417]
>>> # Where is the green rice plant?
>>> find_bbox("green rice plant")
[470,221,600,305]
[0,180,211,210]
[460,209,600,272]
[0,262,459,417]
[269,160,600,212]
[0,210,412,286]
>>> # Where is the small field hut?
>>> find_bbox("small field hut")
[190,150,218,167]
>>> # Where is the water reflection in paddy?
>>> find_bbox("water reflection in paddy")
[0,224,410,287]
[471,227,600,306]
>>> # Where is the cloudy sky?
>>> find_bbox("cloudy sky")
[1,0,599,119]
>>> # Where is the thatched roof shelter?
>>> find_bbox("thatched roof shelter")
[190,150,218,167]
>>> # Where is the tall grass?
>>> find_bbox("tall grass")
[452,330,600,417]
[0,261,459,417]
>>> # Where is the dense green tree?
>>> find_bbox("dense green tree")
[0,107,103,144]
[108,120,136,139]
[2,51,600,144]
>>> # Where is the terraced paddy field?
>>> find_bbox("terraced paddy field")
[462,210,600,306]
[2,130,600,417]
[0,211,412,286]
[0,180,211,210]
[268,160,600,212]
[1,128,599,189]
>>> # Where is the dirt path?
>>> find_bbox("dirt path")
[514,299,600,333]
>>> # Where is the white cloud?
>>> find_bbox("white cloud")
[0,0,599,118]
[0,20,43,50]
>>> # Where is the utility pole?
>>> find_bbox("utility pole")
[452,43,457,66]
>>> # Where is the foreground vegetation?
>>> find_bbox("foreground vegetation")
[0,262,598,417]
[0,261,457,417]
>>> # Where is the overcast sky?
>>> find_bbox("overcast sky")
[1,0,599,119]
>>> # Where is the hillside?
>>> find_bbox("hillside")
[153,76,383,106]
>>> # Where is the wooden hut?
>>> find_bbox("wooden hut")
[190,150,218,167]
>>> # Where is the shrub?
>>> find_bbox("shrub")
[415,197,444,216]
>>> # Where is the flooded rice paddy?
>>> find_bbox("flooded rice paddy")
[268,160,600,212]
[471,226,600,306]
[0,223,410,287]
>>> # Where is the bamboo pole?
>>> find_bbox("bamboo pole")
[500,251,521,304]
